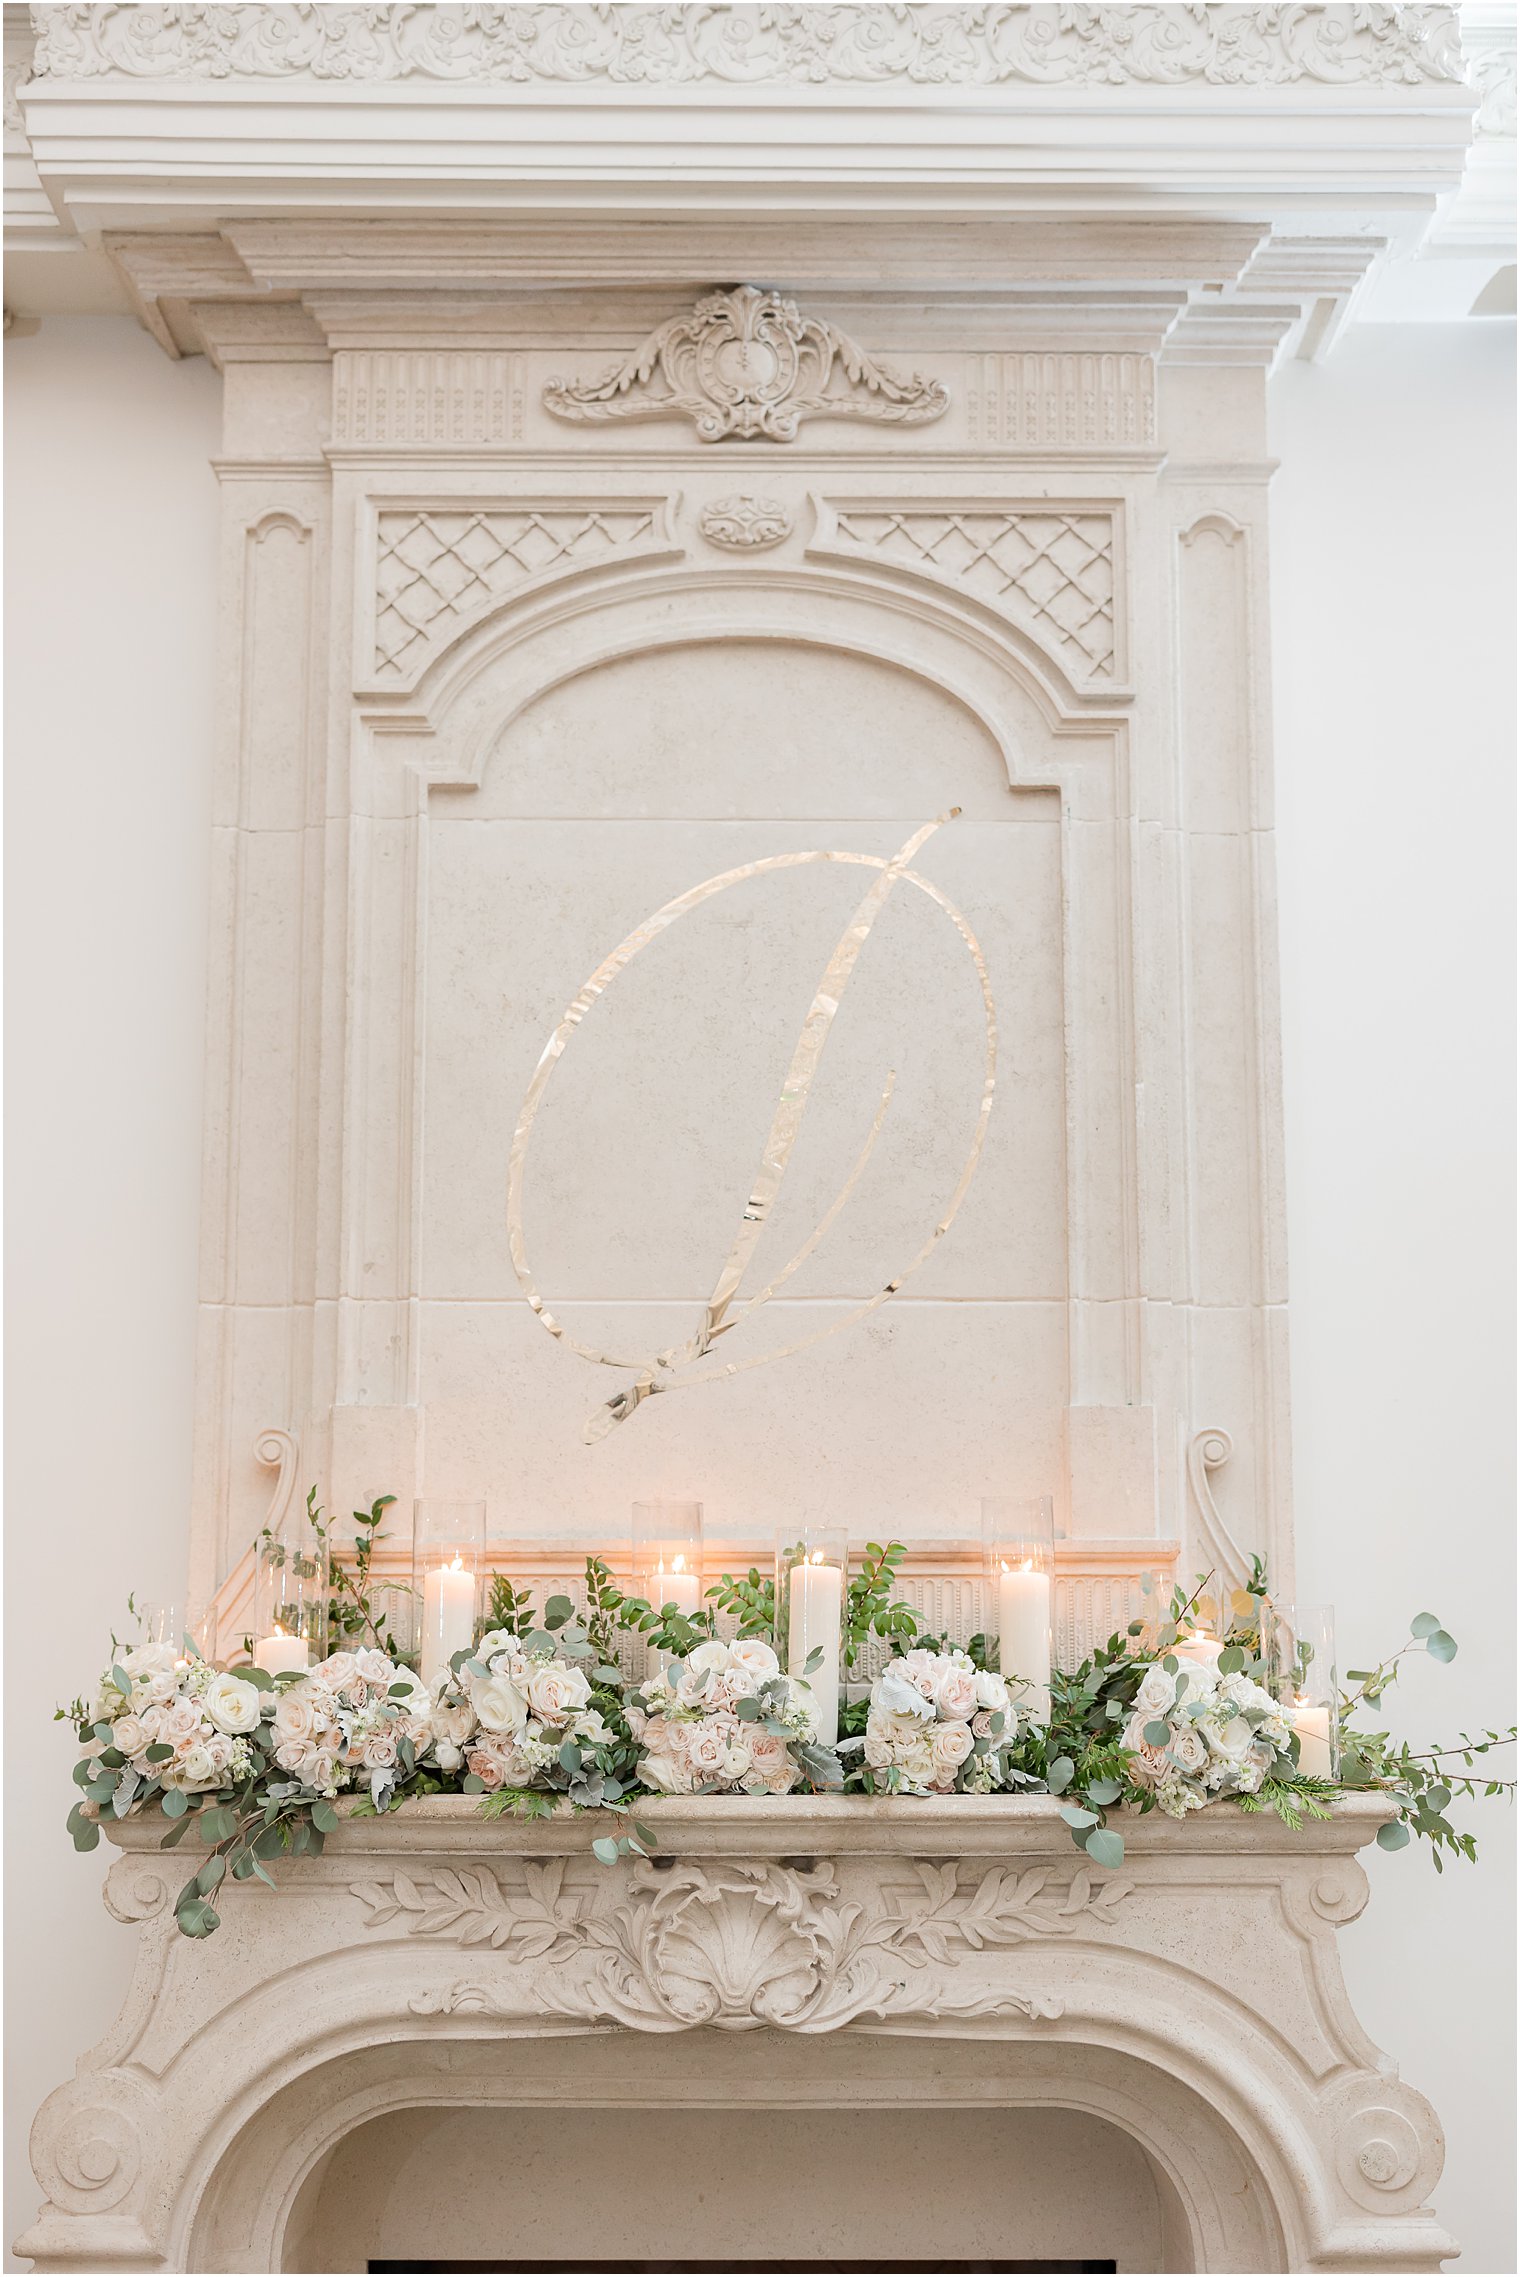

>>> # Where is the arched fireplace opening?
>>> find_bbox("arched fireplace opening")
[185,2029,1277,2277]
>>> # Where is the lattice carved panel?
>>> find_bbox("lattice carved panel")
[822,504,1119,686]
[371,502,668,682]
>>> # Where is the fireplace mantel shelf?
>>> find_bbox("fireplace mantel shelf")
[107,1784,1395,1859]
[21,1790,1454,2273]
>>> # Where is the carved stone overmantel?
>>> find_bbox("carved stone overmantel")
[19,1798,1455,2273]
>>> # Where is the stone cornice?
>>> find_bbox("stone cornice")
[28,4,1465,91]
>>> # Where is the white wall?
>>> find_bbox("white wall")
[3,317,221,2265]
[1271,321,1517,2277]
[3,313,1513,2271]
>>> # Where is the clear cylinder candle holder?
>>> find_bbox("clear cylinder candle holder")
[982,1495,1055,1724]
[776,1525,847,1746]
[1265,1601,1339,1781]
[413,1499,486,1690]
[251,1531,328,1676]
[632,1500,705,1624]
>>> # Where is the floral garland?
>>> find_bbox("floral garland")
[61,1502,1514,1939]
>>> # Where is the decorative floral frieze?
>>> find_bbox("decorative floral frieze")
[373,503,664,679]
[353,1855,1130,2033]
[543,287,949,444]
[824,504,1117,684]
[698,495,793,550]
[29,5,1465,89]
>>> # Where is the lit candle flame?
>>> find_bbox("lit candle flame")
[672,1554,686,1574]
[809,1549,824,1566]
[448,1554,465,1573]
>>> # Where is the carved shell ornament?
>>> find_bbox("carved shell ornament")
[544,285,950,444]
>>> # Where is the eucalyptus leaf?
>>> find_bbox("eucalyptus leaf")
[1084,1827,1126,1870]
[161,1789,190,1820]
[1060,1804,1099,1829]
[66,1802,100,1853]
[1143,1720,1171,1747]
[1426,1630,1458,1664]
[1409,1612,1441,1640]
[734,1696,762,1721]
[1086,1778,1123,1806]
[1045,1755,1074,1795]
[1376,1819,1412,1851]
[591,1836,621,1866]
[1218,1646,1245,1675]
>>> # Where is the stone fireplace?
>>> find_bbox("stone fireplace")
[9,5,1505,2269]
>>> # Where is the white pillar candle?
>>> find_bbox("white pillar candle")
[1173,1630,1225,1672]
[997,1560,1052,1724]
[788,1553,843,1745]
[1294,1698,1334,1780]
[254,1630,310,1678]
[652,1558,702,1621]
[420,1557,477,1688]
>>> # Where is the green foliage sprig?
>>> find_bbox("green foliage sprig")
[308,1490,405,1658]
[844,1541,920,1668]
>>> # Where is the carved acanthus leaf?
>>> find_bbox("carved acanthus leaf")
[543,286,949,444]
[357,1855,1130,2034]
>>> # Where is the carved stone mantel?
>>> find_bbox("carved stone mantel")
[22,1796,1453,2274]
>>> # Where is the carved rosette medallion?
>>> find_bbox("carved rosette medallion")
[698,495,793,549]
[352,1855,1130,2033]
[544,286,949,444]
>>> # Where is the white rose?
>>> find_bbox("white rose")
[1169,1725,1209,1775]
[897,1649,943,1701]
[363,1731,398,1770]
[726,1637,780,1683]
[205,1673,262,1735]
[936,1666,979,1720]
[526,1662,592,1724]
[747,1729,792,1782]
[354,1648,396,1690]
[315,1651,361,1696]
[273,1688,318,1748]
[1121,1710,1170,1788]
[651,1753,696,1795]
[874,1667,935,1723]
[112,1714,147,1759]
[973,1670,1011,1713]
[160,1700,204,1747]
[435,1740,462,1772]
[685,1723,735,1786]
[931,1721,975,1777]
[1135,1663,1180,1717]
[470,1671,529,1736]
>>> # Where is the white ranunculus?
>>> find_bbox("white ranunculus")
[525,1662,591,1724]
[430,1697,476,1750]
[205,1673,263,1735]
[874,1666,936,1723]
[470,1670,530,1737]
[174,1744,219,1789]
[435,1740,462,1772]
[1206,1712,1258,1767]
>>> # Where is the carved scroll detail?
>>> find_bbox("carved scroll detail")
[356,1856,1130,2034]
[1187,1425,1251,1593]
[544,286,949,444]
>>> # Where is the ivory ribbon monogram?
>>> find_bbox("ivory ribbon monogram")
[507,810,998,1442]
